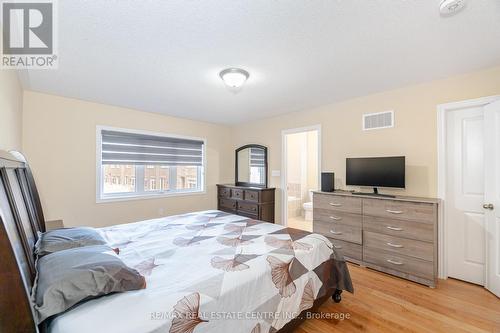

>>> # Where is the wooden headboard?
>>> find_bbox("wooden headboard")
[0,150,46,333]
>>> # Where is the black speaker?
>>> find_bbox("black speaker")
[321,172,335,192]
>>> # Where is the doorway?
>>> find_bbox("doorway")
[438,96,500,298]
[281,125,321,232]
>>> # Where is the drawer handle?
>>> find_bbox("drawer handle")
[386,209,403,214]
[329,203,342,207]
[386,259,404,265]
[334,244,342,249]
[330,230,343,235]
[386,226,403,231]
[386,242,403,248]
[329,215,342,221]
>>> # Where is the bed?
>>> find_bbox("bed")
[0,151,353,333]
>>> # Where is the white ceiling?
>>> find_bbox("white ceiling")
[19,0,500,124]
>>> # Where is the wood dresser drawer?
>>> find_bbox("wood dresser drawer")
[237,201,258,215]
[363,215,434,242]
[329,238,362,261]
[363,199,437,223]
[219,198,236,211]
[238,211,259,219]
[313,209,362,228]
[313,194,362,214]
[244,190,259,202]
[363,231,433,261]
[312,191,438,287]
[218,186,231,198]
[217,185,275,223]
[363,247,434,280]
[231,189,244,200]
[313,220,362,244]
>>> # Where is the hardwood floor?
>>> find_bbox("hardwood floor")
[296,263,500,333]
[288,216,313,232]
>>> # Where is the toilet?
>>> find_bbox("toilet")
[303,190,314,221]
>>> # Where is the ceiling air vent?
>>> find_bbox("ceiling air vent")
[362,111,394,131]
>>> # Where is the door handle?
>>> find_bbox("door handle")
[483,203,494,210]
[387,242,403,248]
[329,215,342,221]
[330,230,343,235]
[329,202,342,207]
[386,259,404,265]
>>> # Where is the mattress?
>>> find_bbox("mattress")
[48,210,353,333]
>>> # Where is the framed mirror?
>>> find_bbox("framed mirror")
[235,144,268,188]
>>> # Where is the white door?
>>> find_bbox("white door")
[484,100,500,297]
[446,106,486,285]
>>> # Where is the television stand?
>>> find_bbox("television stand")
[351,187,396,198]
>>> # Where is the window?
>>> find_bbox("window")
[97,127,205,201]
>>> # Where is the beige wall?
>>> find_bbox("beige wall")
[0,71,22,151]
[231,66,500,224]
[285,132,305,184]
[22,91,233,227]
[20,66,500,227]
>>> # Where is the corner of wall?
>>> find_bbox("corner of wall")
[0,70,23,151]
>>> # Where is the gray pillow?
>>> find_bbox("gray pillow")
[35,227,107,256]
[32,245,146,323]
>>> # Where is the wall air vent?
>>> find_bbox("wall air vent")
[362,110,394,131]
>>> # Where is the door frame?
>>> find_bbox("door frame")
[437,95,500,279]
[281,124,322,226]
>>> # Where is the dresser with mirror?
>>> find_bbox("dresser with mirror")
[217,144,275,223]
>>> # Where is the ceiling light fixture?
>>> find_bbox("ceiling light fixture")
[219,68,249,90]
[439,0,466,16]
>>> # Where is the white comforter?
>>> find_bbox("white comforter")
[49,210,347,333]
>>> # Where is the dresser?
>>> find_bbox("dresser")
[313,191,439,287]
[217,184,275,223]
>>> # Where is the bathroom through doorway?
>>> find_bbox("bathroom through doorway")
[281,125,321,231]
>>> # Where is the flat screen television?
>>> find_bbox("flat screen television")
[346,156,405,196]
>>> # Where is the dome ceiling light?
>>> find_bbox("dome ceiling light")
[440,0,467,16]
[219,68,250,91]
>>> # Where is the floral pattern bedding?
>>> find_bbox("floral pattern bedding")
[48,210,353,333]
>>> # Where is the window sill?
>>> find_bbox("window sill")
[96,190,206,204]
